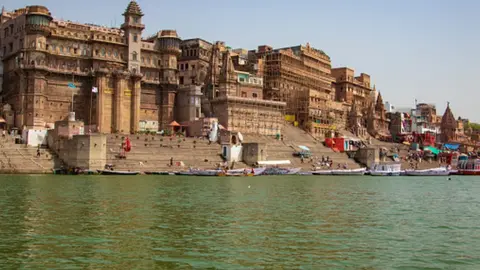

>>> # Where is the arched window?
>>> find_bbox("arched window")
[132,51,137,61]
[101,48,106,56]
[59,45,64,53]
[113,51,118,58]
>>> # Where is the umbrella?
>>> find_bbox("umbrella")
[169,121,180,127]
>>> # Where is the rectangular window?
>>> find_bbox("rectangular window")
[9,42,13,52]
[133,34,138,42]
[185,63,189,70]
[19,39,23,48]
[179,76,184,85]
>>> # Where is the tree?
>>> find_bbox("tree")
[467,122,480,131]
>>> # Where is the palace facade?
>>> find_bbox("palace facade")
[0,2,392,139]
[0,2,178,133]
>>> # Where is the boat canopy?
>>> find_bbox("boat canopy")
[298,145,310,151]
[444,143,460,150]
[257,160,291,165]
[424,146,441,155]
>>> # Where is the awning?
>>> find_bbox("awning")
[424,146,441,155]
[257,160,291,165]
[444,143,460,150]
[218,124,226,130]
[169,121,180,127]
[0,117,5,123]
[298,145,310,151]
[403,141,410,145]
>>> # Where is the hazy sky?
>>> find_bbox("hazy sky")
[3,0,479,122]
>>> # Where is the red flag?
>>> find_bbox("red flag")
[124,137,132,152]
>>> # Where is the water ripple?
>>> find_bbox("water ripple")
[1,175,480,269]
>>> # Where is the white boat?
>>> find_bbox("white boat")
[331,168,366,176]
[286,168,302,175]
[370,163,402,176]
[370,170,402,176]
[405,167,451,176]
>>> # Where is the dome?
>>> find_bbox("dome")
[26,5,51,18]
[159,30,179,39]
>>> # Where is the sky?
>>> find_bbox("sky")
[3,0,480,122]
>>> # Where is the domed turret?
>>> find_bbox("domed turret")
[25,5,52,34]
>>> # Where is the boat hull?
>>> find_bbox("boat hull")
[457,170,480,176]
[262,167,302,175]
[331,168,366,176]
[144,171,170,175]
[97,170,140,175]
[405,169,451,176]
[312,170,332,175]
[370,171,401,176]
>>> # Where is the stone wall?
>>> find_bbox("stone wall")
[354,147,379,168]
[242,142,267,165]
[48,133,107,170]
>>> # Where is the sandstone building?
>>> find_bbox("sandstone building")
[175,38,285,136]
[0,2,179,133]
[251,43,349,137]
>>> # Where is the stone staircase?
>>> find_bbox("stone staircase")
[0,137,60,174]
[243,124,362,170]
[106,134,234,171]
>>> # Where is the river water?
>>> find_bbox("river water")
[1,175,480,269]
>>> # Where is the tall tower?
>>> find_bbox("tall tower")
[121,1,144,73]
[23,6,53,128]
[157,30,181,129]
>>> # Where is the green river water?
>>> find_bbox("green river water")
[1,175,480,269]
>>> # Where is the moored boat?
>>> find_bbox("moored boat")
[261,167,302,175]
[456,158,480,175]
[370,170,402,176]
[331,168,366,176]
[144,171,170,175]
[405,167,451,176]
[369,163,402,176]
[312,170,332,175]
[97,170,140,175]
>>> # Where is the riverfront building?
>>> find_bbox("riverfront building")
[0,2,179,133]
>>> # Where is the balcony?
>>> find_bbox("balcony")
[20,62,90,76]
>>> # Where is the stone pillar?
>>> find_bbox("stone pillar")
[113,73,126,133]
[131,75,142,133]
[95,74,106,133]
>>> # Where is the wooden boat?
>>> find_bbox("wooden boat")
[144,171,170,175]
[261,167,301,175]
[97,170,140,175]
[175,171,194,176]
[331,168,366,176]
[312,170,332,175]
[405,167,451,176]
